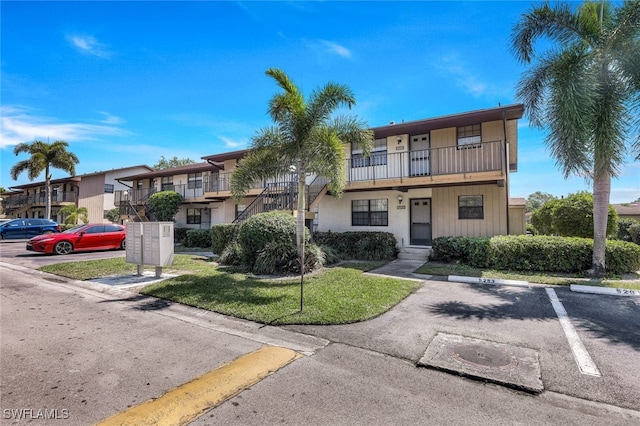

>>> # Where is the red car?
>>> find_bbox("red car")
[27,223,126,255]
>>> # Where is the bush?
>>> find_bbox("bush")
[238,211,308,270]
[531,192,618,237]
[313,231,397,261]
[184,229,212,248]
[431,235,640,274]
[211,224,240,255]
[174,228,188,245]
[253,241,325,275]
[218,241,243,266]
[147,191,182,221]
[617,219,640,242]
[629,223,640,245]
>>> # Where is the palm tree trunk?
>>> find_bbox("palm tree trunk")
[45,167,52,220]
[296,169,306,312]
[591,165,610,277]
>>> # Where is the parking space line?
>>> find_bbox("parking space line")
[546,288,601,377]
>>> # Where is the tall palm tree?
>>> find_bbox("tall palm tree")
[11,140,80,220]
[511,0,640,276]
[231,68,373,309]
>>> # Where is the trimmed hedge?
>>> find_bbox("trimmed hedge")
[211,223,240,255]
[185,229,212,248]
[313,231,397,261]
[174,228,188,245]
[431,235,640,274]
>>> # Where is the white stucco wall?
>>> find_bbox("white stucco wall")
[316,188,433,249]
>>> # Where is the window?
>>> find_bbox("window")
[351,139,387,167]
[161,176,174,191]
[187,208,201,224]
[458,195,484,219]
[457,124,481,149]
[188,173,203,189]
[104,184,114,193]
[86,225,105,234]
[235,204,246,219]
[352,199,388,226]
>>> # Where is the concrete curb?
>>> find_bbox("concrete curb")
[570,284,640,297]
[448,275,530,288]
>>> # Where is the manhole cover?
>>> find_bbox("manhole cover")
[452,344,516,369]
[418,333,543,393]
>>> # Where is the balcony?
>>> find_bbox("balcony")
[114,188,156,205]
[346,140,505,186]
[2,192,78,209]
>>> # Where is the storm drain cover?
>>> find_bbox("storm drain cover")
[418,333,543,393]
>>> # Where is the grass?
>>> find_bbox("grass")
[416,262,640,290]
[39,255,419,325]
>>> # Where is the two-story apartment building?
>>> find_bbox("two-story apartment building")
[115,104,525,259]
[1,165,152,223]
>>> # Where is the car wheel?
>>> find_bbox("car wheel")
[53,241,73,255]
[120,239,126,250]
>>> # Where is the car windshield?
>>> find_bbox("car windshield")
[62,225,86,234]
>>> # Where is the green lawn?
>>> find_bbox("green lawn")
[39,255,420,325]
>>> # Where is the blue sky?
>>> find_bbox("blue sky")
[1,1,638,203]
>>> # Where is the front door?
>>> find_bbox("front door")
[410,198,432,246]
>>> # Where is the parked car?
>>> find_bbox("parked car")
[0,218,61,240]
[27,223,126,255]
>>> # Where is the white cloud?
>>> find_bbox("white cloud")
[66,34,113,59]
[98,112,125,125]
[319,40,352,58]
[0,106,129,148]
[219,136,247,149]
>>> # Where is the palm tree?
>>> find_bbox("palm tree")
[231,68,373,309]
[11,140,80,220]
[511,0,640,276]
[59,204,88,225]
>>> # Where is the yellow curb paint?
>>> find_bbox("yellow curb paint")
[96,346,302,426]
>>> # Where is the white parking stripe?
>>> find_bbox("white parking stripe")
[546,288,601,377]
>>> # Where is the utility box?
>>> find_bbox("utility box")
[126,222,174,276]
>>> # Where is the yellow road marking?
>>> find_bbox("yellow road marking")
[96,346,302,426]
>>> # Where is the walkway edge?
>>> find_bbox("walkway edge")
[96,346,302,426]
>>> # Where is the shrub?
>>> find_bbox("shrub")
[238,211,308,270]
[319,244,341,265]
[431,235,640,274]
[630,223,640,245]
[253,241,325,275]
[617,219,639,242]
[174,228,188,245]
[211,224,240,255]
[218,241,243,266]
[184,229,212,248]
[313,231,397,260]
[147,191,182,221]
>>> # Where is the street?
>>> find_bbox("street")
[1,243,639,425]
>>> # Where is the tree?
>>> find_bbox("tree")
[526,191,557,212]
[105,207,121,224]
[231,68,373,311]
[11,140,80,219]
[59,204,88,225]
[550,192,618,238]
[147,191,182,221]
[153,156,195,170]
[511,0,640,276]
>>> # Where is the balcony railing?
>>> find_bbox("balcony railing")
[347,140,504,183]
[114,188,156,205]
[204,172,296,195]
[2,192,77,209]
